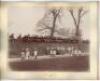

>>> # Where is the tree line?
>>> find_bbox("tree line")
[9,33,89,44]
[9,7,88,41]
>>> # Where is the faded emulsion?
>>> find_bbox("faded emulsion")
[8,6,90,71]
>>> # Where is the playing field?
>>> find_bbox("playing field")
[9,55,89,71]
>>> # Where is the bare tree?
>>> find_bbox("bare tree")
[69,7,88,40]
[37,8,62,38]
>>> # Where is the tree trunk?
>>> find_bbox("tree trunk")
[75,25,81,40]
[50,15,57,38]
[75,11,81,40]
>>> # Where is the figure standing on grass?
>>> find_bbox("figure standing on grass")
[34,49,38,60]
[21,51,25,60]
[25,48,30,60]
[50,48,56,57]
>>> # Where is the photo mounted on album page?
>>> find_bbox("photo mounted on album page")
[0,1,99,80]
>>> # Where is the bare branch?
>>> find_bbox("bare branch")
[50,8,57,16]
[50,8,62,17]
[79,7,88,17]
[56,8,62,16]
[69,9,77,26]
[78,8,88,27]
[79,7,83,14]
[77,8,83,27]
[81,10,88,17]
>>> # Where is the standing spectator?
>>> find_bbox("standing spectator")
[25,48,30,60]
[67,46,72,56]
[50,48,56,57]
[34,49,38,60]
[52,49,56,56]
[21,51,25,60]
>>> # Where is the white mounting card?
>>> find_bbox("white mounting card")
[0,1,99,80]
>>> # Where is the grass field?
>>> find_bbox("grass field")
[9,55,89,71]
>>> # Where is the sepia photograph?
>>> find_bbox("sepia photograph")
[8,4,90,71]
[0,1,98,80]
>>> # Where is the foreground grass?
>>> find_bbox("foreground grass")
[9,56,89,71]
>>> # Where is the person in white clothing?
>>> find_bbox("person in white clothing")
[50,48,56,57]
[52,50,56,56]
[25,48,30,60]
[21,51,25,60]
[34,49,38,60]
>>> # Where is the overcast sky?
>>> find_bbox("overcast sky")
[8,5,90,40]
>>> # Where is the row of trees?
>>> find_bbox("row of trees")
[9,34,89,43]
[37,7,88,40]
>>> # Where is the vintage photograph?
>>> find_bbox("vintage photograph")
[0,1,98,80]
[8,3,90,71]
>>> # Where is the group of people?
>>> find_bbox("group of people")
[20,48,57,60]
[20,46,84,60]
[21,48,38,60]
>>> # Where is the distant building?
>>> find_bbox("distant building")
[9,36,89,58]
